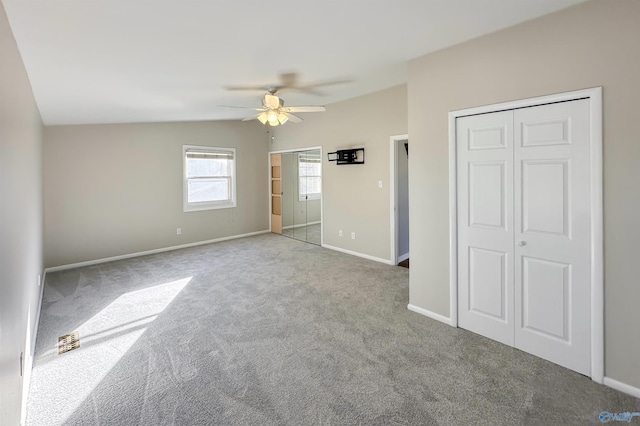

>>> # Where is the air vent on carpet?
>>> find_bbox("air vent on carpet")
[58,332,80,354]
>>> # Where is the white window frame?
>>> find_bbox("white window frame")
[298,152,322,201]
[183,145,236,212]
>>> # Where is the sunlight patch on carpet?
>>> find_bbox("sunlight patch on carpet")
[28,277,191,426]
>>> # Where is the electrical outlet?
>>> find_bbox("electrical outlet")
[176,228,182,235]
[351,232,356,240]
[339,230,343,237]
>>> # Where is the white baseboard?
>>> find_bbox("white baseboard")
[33,269,45,354]
[45,230,270,272]
[21,266,46,425]
[407,304,454,326]
[20,347,33,426]
[321,243,394,265]
[398,252,410,263]
[603,377,640,399]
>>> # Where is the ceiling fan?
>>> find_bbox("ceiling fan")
[222,73,349,126]
[233,92,325,126]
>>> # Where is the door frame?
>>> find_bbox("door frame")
[447,87,603,383]
[389,134,409,265]
[268,146,323,246]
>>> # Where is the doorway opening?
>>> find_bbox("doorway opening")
[390,134,409,266]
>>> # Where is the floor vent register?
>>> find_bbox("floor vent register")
[58,331,80,354]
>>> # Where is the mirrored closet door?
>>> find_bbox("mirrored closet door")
[277,148,322,245]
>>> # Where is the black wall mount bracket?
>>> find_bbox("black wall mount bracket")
[327,148,365,165]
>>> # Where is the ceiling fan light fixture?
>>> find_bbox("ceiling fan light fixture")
[257,112,268,125]
[267,111,279,126]
[277,112,288,125]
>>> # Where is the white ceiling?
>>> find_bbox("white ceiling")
[3,0,585,125]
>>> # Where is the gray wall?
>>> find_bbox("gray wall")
[397,140,409,258]
[272,85,407,261]
[44,121,269,267]
[408,0,640,388]
[0,3,44,424]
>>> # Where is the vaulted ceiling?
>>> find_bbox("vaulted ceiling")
[3,0,585,125]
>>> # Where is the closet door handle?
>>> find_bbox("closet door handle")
[519,241,527,247]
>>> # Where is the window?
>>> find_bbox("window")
[298,151,322,201]
[183,145,236,212]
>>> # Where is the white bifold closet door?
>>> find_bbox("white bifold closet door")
[457,99,591,376]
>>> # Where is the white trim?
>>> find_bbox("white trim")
[33,270,45,357]
[390,136,397,265]
[407,304,454,326]
[398,252,410,263]
[589,87,604,384]
[20,342,33,426]
[320,163,324,246]
[44,230,270,272]
[448,114,459,328]
[390,134,408,265]
[182,145,237,212]
[450,88,598,117]
[268,152,273,233]
[447,87,604,381]
[603,377,640,399]
[21,267,46,425]
[322,243,394,265]
[270,146,323,155]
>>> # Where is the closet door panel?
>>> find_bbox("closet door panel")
[514,99,591,376]
[457,110,515,346]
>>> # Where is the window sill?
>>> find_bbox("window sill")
[184,201,236,213]
[299,195,321,202]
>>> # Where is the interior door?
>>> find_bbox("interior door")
[302,149,322,245]
[277,149,322,245]
[513,99,591,375]
[270,153,282,234]
[293,152,308,241]
[457,110,515,346]
[457,99,592,376]
[280,152,294,238]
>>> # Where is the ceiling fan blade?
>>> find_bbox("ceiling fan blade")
[225,84,284,95]
[285,113,303,124]
[226,74,351,96]
[303,78,352,89]
[242,113,261,122]
[279,72,298,87]
[224,85,269,92]
[278,78,352,96]
[219,105,267,111]
[284,106,326,113]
